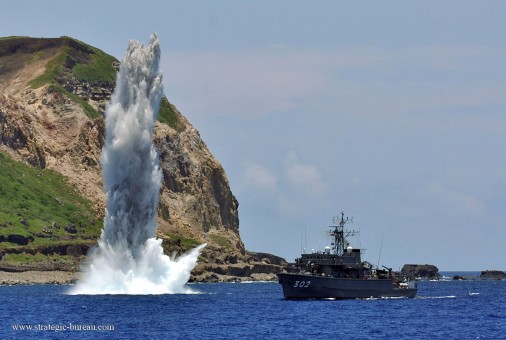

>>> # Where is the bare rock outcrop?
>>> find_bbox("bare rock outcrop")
[480,270,506,279]
[401,264,440,279]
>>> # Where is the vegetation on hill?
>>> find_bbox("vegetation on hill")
[1,36,181,129]
[159,97,183,131]
[29,36,117,87]
[0,152,102,251]
[27,37,116,120]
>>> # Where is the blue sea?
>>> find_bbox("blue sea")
[1,272,504,339]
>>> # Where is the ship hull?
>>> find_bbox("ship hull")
[278,273,417,299]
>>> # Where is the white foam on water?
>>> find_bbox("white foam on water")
[417,295,457,299]
[68,34,205,295]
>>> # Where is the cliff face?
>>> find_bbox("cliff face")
[0,36,284,280]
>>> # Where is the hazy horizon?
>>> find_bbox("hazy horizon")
[2,1,506,271]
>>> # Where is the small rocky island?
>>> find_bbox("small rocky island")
[453,270,506,281]
[401,264,440,279]
[480,270,506,280]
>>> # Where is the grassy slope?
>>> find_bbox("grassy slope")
[0,152,102,250]
[0,36,29,41]
[24,36,181,129]
[159,97,183,131]
[29,39,112,120]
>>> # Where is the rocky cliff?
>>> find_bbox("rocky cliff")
[0,36,286,282]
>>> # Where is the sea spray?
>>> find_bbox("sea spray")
[69,34,205,295]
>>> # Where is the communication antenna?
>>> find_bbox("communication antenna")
[300,226,303,254]
[305,226,307,253]
[376,233,384,268]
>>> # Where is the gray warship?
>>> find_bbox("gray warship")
[277,212,417,299]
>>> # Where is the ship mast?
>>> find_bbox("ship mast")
[329,212,356,256]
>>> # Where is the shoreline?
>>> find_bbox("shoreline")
[0,270,279,286]
[0,270,78,285]
[2,270,504,286]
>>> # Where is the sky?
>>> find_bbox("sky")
[2,1,506,270]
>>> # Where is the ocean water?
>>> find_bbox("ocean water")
[1,272,505,339]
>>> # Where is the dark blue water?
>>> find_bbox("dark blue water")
[1,272,505,339]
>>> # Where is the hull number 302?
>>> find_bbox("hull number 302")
[293,280,311,288]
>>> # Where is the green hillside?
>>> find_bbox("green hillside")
[29,37,117,86]
[0,152,102,251]
[26,37,116,120]
[0,36,180,129]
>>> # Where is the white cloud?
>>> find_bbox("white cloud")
[162,45,506,134]
[237,153,327,218]
[284,153,327,198]
[162,47,329,118]
[242,162,277,193]
[425,182,485,216]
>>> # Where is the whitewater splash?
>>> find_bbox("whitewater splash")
[69,34,205,295]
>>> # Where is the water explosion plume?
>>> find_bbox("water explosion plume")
[69,34,205,295]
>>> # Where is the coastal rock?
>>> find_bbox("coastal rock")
[66,245,84,257]
[401,264,440,279]
[0,270,77,285]
[190,261,285,283]
[5,235,33,246]
[247,251,287,266]
[452,275,466,280]
[480,270,506,279]
[64,224,77,234]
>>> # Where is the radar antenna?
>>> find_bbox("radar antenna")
[329,212,358,256]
